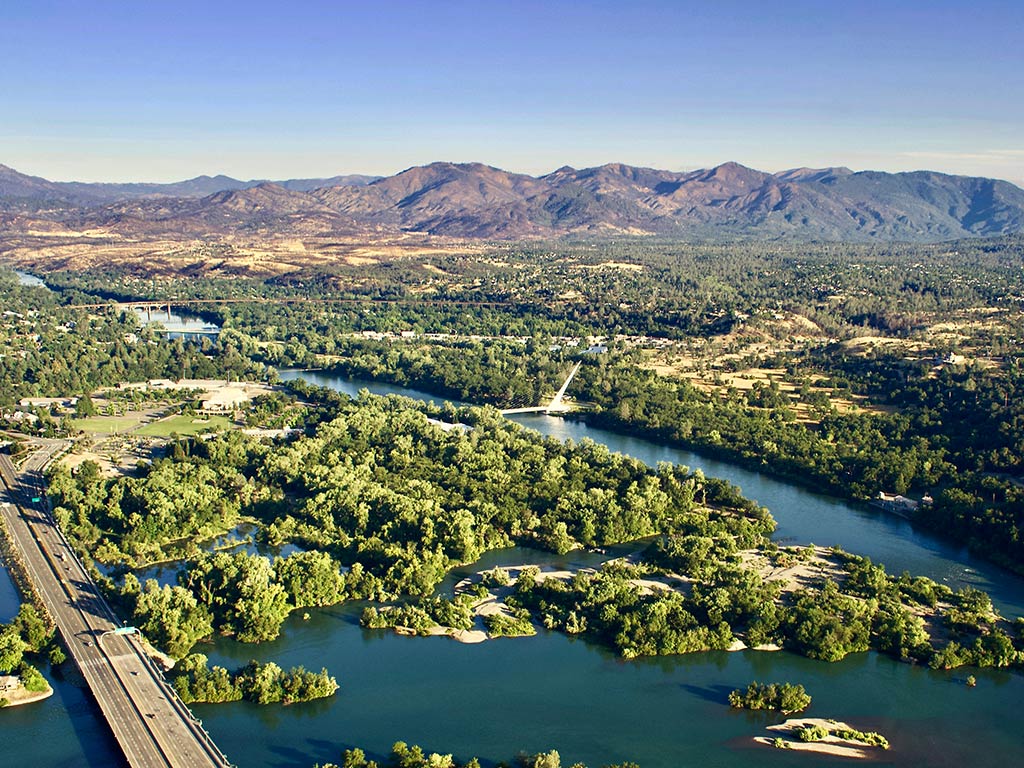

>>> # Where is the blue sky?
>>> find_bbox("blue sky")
[2,0,1022,183]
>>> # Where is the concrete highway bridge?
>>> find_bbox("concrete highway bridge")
[0,442,232,768]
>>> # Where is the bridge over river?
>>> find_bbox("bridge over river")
[0,443,232,768]
[498,361,583,415]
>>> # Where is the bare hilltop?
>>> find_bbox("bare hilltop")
[2,160,1022,244]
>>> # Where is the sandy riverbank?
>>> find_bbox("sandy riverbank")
[741,544,848,593]
[394,558,787,647]
[727,639,782,652]
[384,543,856,648]
[755,718,889,759]
[1,682,53,708]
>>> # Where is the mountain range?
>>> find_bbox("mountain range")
[2,160,1023,242]
[0,164,379,203]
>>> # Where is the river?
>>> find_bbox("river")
[14,270,49,289]
[130,307,220,338]
[3,369,1023,767]
[13,269,219,338]
[276,370,1024,615]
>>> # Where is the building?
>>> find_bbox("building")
[18,397,78,409]
[872,492,920,518]
[0,675,20,692]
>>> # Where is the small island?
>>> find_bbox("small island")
[756,718,890,759]
[0,605,59,709]
[171,653,338,705]
[0,669,53,708]
[729,681,811,714]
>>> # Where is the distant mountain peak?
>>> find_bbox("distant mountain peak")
[697,161,766,184]
[774,166,855,183]
[711,160,752,172]
[186,173,242,184]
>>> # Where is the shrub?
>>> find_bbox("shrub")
[795,724,829,742]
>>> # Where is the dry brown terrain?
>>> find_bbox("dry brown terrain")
[636,303,1020,423]
[6,159,1023,242]
[637,312,891,422]
[0,228,482,280]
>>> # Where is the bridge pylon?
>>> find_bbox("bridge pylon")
[500,361,582,415]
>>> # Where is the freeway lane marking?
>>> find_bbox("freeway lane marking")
[1,449,230,768]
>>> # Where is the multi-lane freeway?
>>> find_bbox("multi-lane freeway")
[0,442,232,768]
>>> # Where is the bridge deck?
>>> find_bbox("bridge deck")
[0,446,230,768]
[499,406,571,415]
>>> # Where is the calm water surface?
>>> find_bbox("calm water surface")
[12,271,218,337]
[14,270,49,289]
[132,306,220,337]
[3,370,1023,767]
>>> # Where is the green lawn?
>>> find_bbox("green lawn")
[74,414,147,434]
[136,414,233,437]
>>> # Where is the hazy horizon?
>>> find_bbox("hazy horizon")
[3,0,1022,185]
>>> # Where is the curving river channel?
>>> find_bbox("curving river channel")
[3,369,1024,768]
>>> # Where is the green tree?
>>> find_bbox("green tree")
[11,604,49,652]
[274,551,346,608]
[75,393,97,418]
[17,662,48,693]
[132,580,214,658]
[0,626,25,672]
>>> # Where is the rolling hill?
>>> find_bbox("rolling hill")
[2,160,1023,242]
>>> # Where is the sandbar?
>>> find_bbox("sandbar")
[756,717,888,759]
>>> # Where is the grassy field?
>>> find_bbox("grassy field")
[136,414,233,437]
[74,414,148,434]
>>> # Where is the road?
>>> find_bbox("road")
[0,442,232,768]
[65,296,516,310]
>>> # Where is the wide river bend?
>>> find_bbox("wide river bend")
[2,370,1022,768]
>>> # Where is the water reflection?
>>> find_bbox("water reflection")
[96,522,306,588]
[132,306,220,337]
[14,270,49,289]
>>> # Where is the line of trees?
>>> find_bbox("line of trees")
[171,653,337,705]
[728,681,811,713]
[316,741,640,768]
